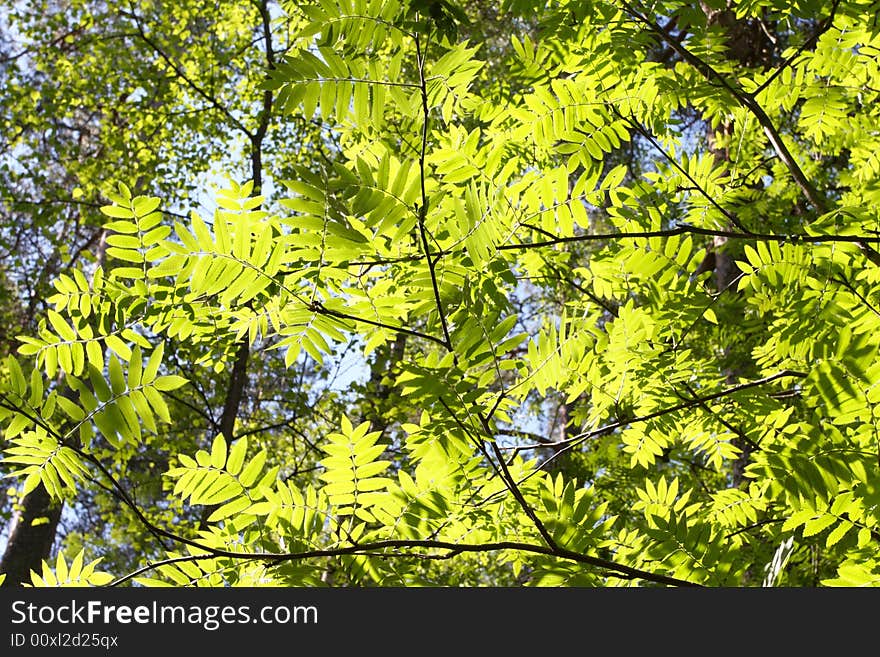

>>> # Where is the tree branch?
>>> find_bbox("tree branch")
[752,0,842,97]
[619,1,880,266]
[508,370,806,464]
[415,32,455,359]
[499,224,880,251]
[123,5,253,139]
[611,107,748,231]
[108,538,699,588]
[620,3,822,202]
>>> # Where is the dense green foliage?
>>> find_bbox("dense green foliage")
[2,0,880,587]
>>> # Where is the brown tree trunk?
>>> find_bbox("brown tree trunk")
[701,2,775,487]
[0,483,62,586]
[0,232,109,586]
[198,0,275,528]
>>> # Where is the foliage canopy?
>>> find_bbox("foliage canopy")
[2,0,880,587]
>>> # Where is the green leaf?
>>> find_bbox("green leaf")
[133,196,161,216]
[47,310,76,341]
[826,520,853,547]
[100,205,134,219]
[802,514,837,538]
[153,375,188,391]
[208,495,252,522]
[239,450,267,488]
[226,437,248,477]
[104,335,131,361]
[210,434,227,469]
[108,355,126,395]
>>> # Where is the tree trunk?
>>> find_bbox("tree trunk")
[701,1,776,488]
[0,232,108,586]
[0,483,62,586]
